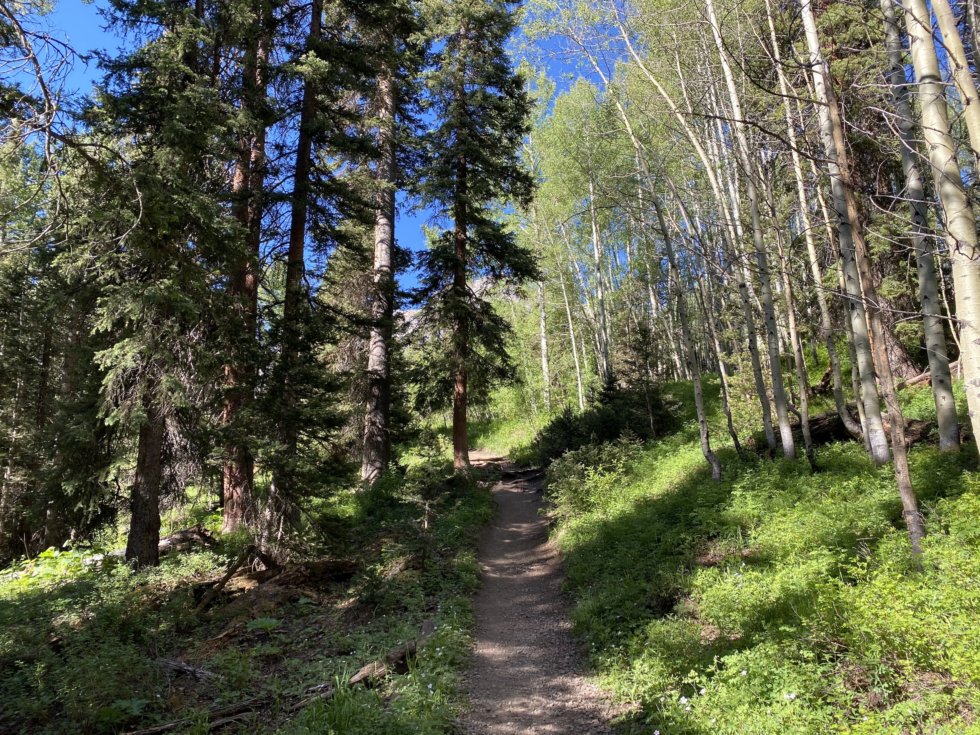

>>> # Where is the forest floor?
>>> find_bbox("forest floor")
[459,450,621,735]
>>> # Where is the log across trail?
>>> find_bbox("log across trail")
[460,451,618,734]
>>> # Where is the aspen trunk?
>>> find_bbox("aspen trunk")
[904,0,980,455]
[763,172,816,468]
[929,0,980,160]
[705,0,794,458]
[803,0,925,550]
[538,282,551,413]
[588,181,611,387]
[613,10,777,451]
[553,238,587,411]
[765,0,861,439]
[881,0,959,451]
[800,0,891,466]
[700,266,743,455]
[654,197,721,480]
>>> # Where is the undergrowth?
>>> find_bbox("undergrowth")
[547,431,980,734]
[0,463,493,735]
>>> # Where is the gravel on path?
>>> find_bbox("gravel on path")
[458,451,619,735]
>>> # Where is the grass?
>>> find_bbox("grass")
[0,462,494,734]
[467,412,546,464]
[545,401,980,734]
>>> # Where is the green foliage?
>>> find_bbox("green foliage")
[548,432,980,734]
[536,387,678,464]
[0,466,493,734]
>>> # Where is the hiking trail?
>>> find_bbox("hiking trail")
[459,450,620,735]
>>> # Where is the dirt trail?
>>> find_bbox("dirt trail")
[459,451,618,735]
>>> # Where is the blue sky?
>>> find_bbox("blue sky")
[42,1,598,290]
[43,0,441,291]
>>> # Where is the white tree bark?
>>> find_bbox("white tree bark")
[764,0,863,439]
[705,0,795,458]
[880,0,959,451]
[903,0,980,454]
[800,0,891,465]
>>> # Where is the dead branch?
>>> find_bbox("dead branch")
[194,545,255,615]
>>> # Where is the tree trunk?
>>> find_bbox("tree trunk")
[125,392,165,569]
[765,0,862,439]
[904,0,980,455]
[654,197,721,480]
[705,0,794,459]
[613,11,777,451]
[452,136,470,471]
[362,57,397,483]
[538,282,551,413]
[699,266,743,455]
[930,0,980,161]
[762,169,816,468]
[222,1,270,533]
[267,0,321,535]
[800,0,891,466]
[559,269,586,411]
[803,0,925,550]
[588,180,611,387]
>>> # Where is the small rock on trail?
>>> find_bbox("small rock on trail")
[459,451,619,735]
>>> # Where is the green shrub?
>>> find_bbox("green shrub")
[536,387,677,465]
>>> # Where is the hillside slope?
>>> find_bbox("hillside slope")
[532,381,980,734]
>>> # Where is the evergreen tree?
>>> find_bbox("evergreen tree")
[87,0,240,567]
[361,0,427,485]
[415,0,536,471]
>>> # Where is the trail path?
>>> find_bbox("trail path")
[459,450,618,735]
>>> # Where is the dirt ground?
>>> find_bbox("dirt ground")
[458,452,619,734]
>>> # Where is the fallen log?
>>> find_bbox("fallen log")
[897,360,960,390]
[157,658,216,681]
[349,619,436,688]
[158,525,216,556]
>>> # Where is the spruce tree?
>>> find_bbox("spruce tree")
[88,0,239,567]
[415,0,536,471]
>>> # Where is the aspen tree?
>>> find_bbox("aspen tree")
[903,0,980,455]
[704,0,795,458]
[802,0,925,549]
[799,0,891,466]
[880,0,959,451]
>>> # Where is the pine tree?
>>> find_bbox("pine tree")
[415,0,536,471]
